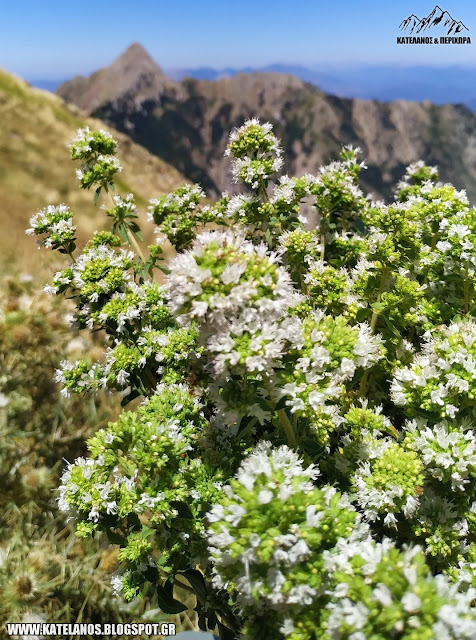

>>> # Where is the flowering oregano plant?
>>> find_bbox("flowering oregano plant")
[28,120,476,638]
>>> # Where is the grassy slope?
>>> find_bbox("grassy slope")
[0,68,186,276]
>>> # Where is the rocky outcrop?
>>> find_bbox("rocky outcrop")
[57,43,179,115]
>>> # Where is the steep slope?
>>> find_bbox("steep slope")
[0,67,186,273]
[57,45,476,203]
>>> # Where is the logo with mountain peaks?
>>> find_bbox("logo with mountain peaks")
[397,5,471,45]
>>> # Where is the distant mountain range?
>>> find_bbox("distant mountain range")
[31,62,476,111]
[53,43,476,205]
[400,5,469,35]
[167,64,476,110]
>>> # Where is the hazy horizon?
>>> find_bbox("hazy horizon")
[2,0,475,78]
[23,59,476,84]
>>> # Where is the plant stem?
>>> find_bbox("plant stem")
[464,264,471,313]
[128,229,147,262]
[106,188,147,262]
[263,380,298,449]
[369,267,390,332]
[75,581,95,623]
[277,408,298,449]
[360,267,390,396]
[259,179,270,203]
[422,230,440,287]
[358,370,370,397]
[64,246,77,264]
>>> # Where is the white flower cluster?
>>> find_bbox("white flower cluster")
[224,193,257,220]
[391,320,476,418]
[307,162,365,203]
[232,441,319,496]
[168,232,300,320]
[351,438,422,527]
[98,282,160,333]
[26,204,76,250]
[405,419,476,492]
[68,126,115,156]
[397,159,439,189]
[207,311,298,378]
[58,455,110,521]
[147,184,205,223]
[105,191,137,214]
[48,244,135,304]
[167,230,302,381]
[225,118,284,189]
[29,121,476,636]
[232,155,284,190]
[207,442,354,610]
[74,155,123,182]
[278,313,383,441]
[271,176,306,208]
[322,536,476,640]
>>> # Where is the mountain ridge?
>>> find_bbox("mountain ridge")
[57,42,179,115]
[33,63,476,111]
[56,44,476,203]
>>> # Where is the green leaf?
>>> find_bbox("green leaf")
[118,224,129,243]
[158,265,171,275]
[300,438,327,459]
[237,416,258,440]
[156,583,188,614]
[157,554,173,574]
[178,569,207,605]
[163,576,174,597]
[197,610,208,632]
[371,302,385,313]
[143,566,159,583]
[381,314,402,338]
[217,621,235,640]
[207,612,218,630]
[94,186,102,205]
[140,525,155,539]
[274,395,288,411]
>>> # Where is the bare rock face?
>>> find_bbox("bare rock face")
[57,44,476,202]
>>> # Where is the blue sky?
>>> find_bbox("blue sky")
[2,0,475,79]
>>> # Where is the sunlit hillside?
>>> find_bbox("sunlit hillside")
[0,67,186,276]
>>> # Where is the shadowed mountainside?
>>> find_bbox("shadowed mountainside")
[57,44,476,203]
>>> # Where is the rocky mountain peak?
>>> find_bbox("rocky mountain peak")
[112,42,164,75]
[57,43,177,114]
[56,48,476,204]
